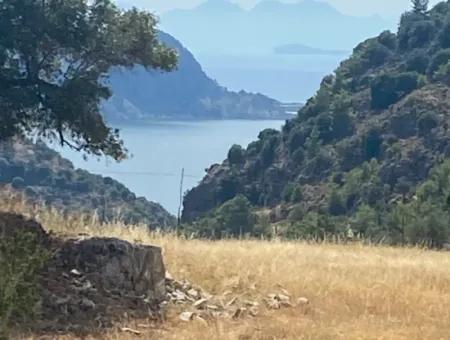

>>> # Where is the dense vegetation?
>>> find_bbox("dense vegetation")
[0,140,175,228]
[183,1,450,247]
[104,32,287,121]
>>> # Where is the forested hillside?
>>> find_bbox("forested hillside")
[103,32,287,121]
[183,1,450,247]
[0,140,175,228]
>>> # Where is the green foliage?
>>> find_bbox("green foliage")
[227,144,245,165]
[192,195,257,238]
[371,72,418,109]
[398,11,435,50]
[11,177,25,190]
[0,0,177,160]
[405,49,430,73]
[328,190,347,216]
[428,49,450,77]
[0,231,49,338]
[439,16,450,48]
[182,1,450,248]
[412,0,429,14]
[418,111,438,135]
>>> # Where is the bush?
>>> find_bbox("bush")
[428,49,450,76]
[418,111,438,135]
[371,72,418,109]
[0,231,49,338]
[438,17,450,48]
[227,144,245,165]
[11,176,25,189]
[398,13,435,50]
[328,190,347,216]
[103,177,114,185]
[216,195,256,237]
[405,49,430,73]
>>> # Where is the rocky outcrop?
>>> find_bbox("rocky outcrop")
[0,212,167,333]
[40,237,166,332]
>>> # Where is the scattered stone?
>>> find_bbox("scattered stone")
[187,288,199,298]
[249,306,259,317]
[277,294,290,302]
[121,327,142,335]
[232,307,247,320]
[265,298,281,310]
[165,271,174,281]
[70,269,82,277]
[179,312,195,322]
[297,297,309,306]
[193,298,208,309]
[226,296,238,307]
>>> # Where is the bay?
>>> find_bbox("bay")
[56,120,284,215]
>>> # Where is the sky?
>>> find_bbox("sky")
[119,0,442,18]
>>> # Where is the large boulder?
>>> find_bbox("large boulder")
[53,237,166,302]
[41,237,166,332]
[0,212,167,333]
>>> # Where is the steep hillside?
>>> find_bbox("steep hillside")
[103,32,287,121]
[183,1,450,246]
[0,140,175,227]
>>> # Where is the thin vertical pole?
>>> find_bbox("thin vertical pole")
[177,168,185,227]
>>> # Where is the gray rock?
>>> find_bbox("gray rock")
[56,237,166,303]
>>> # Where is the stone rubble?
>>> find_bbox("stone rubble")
[164,272,310,323]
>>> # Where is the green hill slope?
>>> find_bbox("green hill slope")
[0,140,175,228]
[182,1,450,246]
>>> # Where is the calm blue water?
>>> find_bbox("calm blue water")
[56,120,284,214]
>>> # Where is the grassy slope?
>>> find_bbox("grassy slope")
[5,196,450,339]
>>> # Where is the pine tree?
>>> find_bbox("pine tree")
[412,0,429,14]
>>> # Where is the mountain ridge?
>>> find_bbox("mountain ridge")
[161,0,394,53]
[103,31,288,122]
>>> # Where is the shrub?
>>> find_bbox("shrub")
[11,176,25,189]
[328,190,347,216]
[103,177,114,185]
[216,195,256,237]
[428,49,450,76]
[227,144,245,165]
[405,49,430,73]
[418,111,438,135]
[0,231,49,338]
[438,17,450,48]
[371,72,418,109]
[398,13,435,50]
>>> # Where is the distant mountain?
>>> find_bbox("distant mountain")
[160,0,394,54]
[103,32,287,122]
[274,44,348,56]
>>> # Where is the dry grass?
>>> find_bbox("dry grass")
[2,193,450,339]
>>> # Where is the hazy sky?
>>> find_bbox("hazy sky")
[119,0,442,17]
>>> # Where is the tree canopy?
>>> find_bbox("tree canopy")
[0,0,177,160]
[412,0,429,14]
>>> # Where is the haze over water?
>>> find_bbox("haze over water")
[57,120,284,214]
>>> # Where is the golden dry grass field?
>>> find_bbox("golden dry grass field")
[3,196,450,340]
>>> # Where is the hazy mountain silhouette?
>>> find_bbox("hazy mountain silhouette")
[103,32,287,121]
[160,0,394,54]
